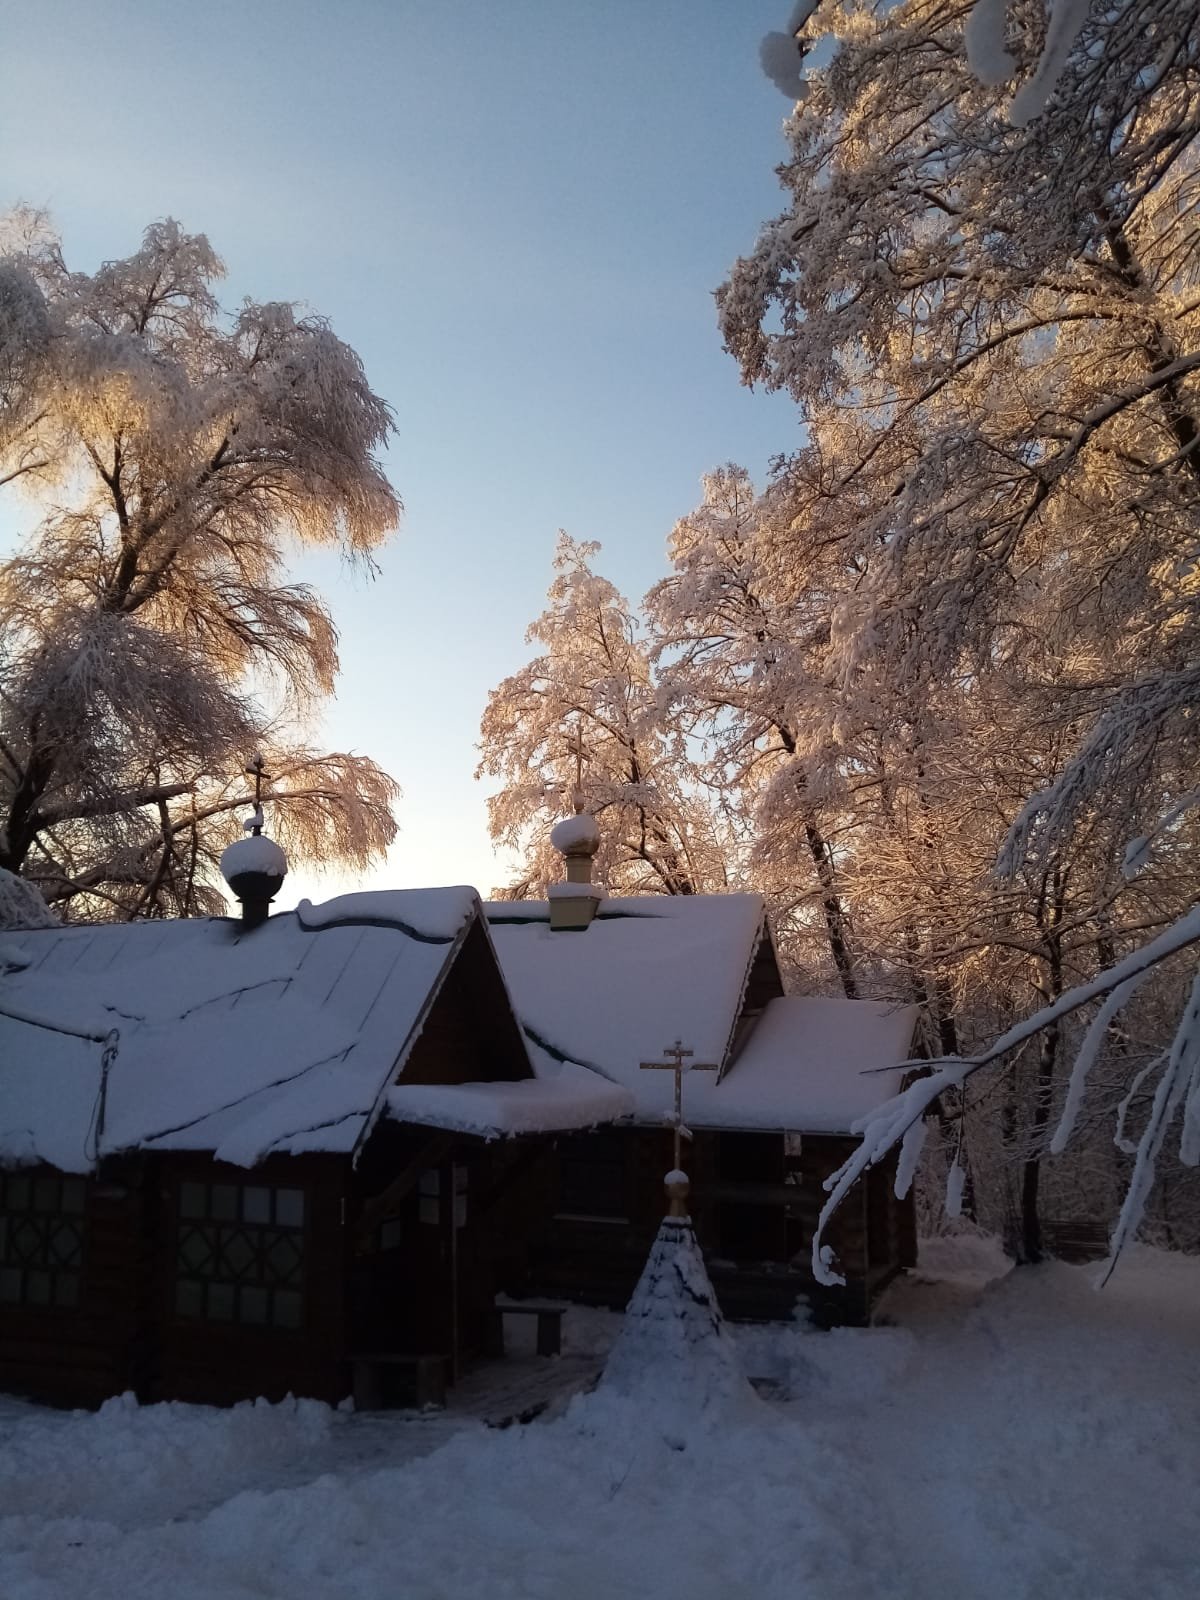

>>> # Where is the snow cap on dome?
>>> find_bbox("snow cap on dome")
[550,809,600,856]
[220,831,288,930]
[220,834,288,882]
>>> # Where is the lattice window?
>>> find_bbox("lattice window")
[0,1171,87,1309]
[173,1181,306,1329]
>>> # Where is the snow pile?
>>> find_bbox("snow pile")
[759,5,821,100]
[1,1247,1199,1598]
[759,32,807,100]
[963,0,1093,125]
[0,1392,332,1527]
[1009,0,1091,126]
[296,886,478,941]
[964,0,1016,85]
[0,867,58,930]
[585,1206,759,1440]
[546,880,605,901]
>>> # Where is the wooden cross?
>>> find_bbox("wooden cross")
[639,1039,719,1172]
[243,753,273,834]
[565,720,589,802]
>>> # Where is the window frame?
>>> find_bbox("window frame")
[171,1177,309,1333]
[0,1169,88,1312]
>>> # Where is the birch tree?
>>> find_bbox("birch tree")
[724,0,1200,1264]
[0,217,400,917]
[646,465,860,993]
[479,534,727,897]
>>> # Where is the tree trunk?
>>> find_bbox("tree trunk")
[1102,218,1200,487]
[1020,1020,1059,1264]
[0,742,55,874]
[777,725,857,997]
[1017,874,1065,1265]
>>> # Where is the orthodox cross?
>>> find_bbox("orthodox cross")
[639,1039,719,1172]
[244,753,272,834]
[565,720,589,803]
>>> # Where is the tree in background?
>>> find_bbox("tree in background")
[479,534,728,898]
[721,0,1200,1265]
[0,216,400,917]
[645,465,859,995]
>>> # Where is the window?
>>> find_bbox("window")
[557,1130,627,1221]
[718,1132,784,1185]
[0,1171,86,1309]
[174,1180,306,1329]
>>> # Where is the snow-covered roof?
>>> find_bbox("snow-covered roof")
[486,892,765,1080]
[486,897,917,1134]
[683,996,919,1134]
[0,882,918,1174]
[0,888,622,1175]
[385,1057,632,1141]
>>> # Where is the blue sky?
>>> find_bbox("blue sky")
[1,0,799,903]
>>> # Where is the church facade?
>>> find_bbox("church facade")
[1,832,919,1409]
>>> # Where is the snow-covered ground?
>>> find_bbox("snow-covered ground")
[2,1239,1197,1599]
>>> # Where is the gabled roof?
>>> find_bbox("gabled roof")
[485,895,918,1135]
[0,888,576,1174]
[485,892,767,1075]
[680,996,919,1134]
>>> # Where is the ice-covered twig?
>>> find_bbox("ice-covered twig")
[1102,973,1200,1282]
[813,904,1200,1285]
[964,0,1016,87]
[1050,974,1145,1154]
[1009,0,1092,127]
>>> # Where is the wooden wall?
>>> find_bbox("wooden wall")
[528,1126,914,1327]
[347,1121,557,1375]
[152,1152,349,1406]
[0,1157,156,1408]
[402,920,531,1087]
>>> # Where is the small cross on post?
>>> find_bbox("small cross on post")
[243,753,273,834]
[565,719,588,807]
[639,1039,719,1174]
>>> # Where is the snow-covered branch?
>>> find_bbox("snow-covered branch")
[814,907,1200,1284]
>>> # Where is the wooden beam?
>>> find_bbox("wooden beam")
[354,1132,456,1241]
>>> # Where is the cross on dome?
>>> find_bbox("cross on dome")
[565,719,590,815]
[639,1039,719,1201]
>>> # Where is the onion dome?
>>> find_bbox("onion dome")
[220,774,287,929]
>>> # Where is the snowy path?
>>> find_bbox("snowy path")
[2,1241,1198,1599]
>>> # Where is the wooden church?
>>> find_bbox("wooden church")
[0,809,918,1410]
[486,882,918,1323]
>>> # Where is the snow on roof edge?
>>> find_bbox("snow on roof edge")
[296,885,480,944]
[383,1071,632,1141]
